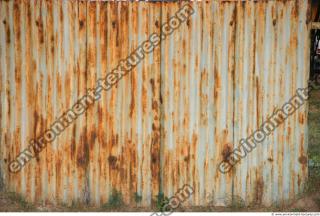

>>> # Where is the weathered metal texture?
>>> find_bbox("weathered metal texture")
[0,0,310,208]
[232,0,309,206]
[160,1,235,206]
[160,0,310,207]
[0,0,161,207]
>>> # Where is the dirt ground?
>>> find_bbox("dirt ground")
[0,90,319,212]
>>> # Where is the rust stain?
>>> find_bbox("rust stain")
[129,76,135,117]
[298,155,307,165]
[299,113,304,124]
[152,100,158,110]
[77,131,89,168]
[222,143,232,163]
[111,134,119,147]
[108,155,118,170]
[255,178,264,205]
[184,155,190,163]
[297,174,301,188]
[5,22,10,43]
[90,131,97,148]
[79,20,84,29]
[273,19,277,26]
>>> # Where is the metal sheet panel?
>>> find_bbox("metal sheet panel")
[160,1,235,206]
[231,0,310,206]
[0,0,310,208]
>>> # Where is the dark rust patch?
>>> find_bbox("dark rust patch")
[159,92,163,104]
[222,143,232,162]
[6,24,10,43]
[71,126,76,159]
[77,131,89,168]
[79,20,84,29]
[108,155,118,169]
[36,18,44,44]
[150,130,160,190]
[152,123,157,131]
[255,178,264,205]
[150,78,155,94]
[151,152,158,164]
[184,155,190,162]
[186,20,190,26]
[51,46,54,54]
[13,1,19,11]
[298,155,307,164]
[112,20,116,28]
[273,19,277,26]
[130,75,136,117]
[267,157,273,162]
[77,153,88,168]
[90,131,97,148]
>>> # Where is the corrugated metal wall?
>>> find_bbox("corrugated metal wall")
[0,0,310,208]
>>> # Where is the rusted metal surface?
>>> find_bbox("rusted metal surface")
[231,0,310,206]
[0,0,310,207]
